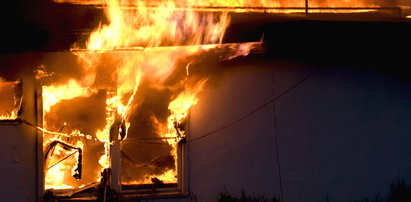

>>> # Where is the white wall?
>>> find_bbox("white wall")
[1,53,411,202]
[0,53,40,201]
[187,59,411,202]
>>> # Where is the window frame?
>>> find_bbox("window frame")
[0,79,23,123]
[36,83,189,200]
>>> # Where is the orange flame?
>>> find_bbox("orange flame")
[0,80,22,121]
[53,0,388,15]
[84,0,229,50]
[41,77,104,189]
[54,0,382,8]
[41,0,262,189]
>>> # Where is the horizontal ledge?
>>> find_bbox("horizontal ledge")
[0,119,22,124]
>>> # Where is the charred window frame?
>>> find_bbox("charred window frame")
[108,115,190,199]
[111,134,189,199]
[36,84,189,200]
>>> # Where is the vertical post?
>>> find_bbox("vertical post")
[180,113,190,194]
[305,0,309,16]
[36,81,44,199]
[110,119,122,193]
[110,140,121,192]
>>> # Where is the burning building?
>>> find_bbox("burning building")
[1,0,411,201]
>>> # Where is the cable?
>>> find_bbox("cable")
[20,118,103,142]
[188,68,320,143]
[272,68,284,202]
[21,67,318,145]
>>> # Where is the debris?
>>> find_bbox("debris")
[44,141,83,180]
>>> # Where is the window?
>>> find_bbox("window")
[40,87,188,199]
[37,51,189,200]
[0,80,22,121]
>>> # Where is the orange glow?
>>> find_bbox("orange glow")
[122,169,177,185]
[75,0,230,186]
[41,0,261,190]
[44,139,84,189]
[0,112,18,121]
[53,0,381,8]
[167,79,208,141]
[84,0,229,50]
[0,80,22,121]
[42,80,97,113]
[41,78,101,189]
[52,0,387,15]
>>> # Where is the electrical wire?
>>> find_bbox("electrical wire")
[272,68,284,202]
[21,119,103,142]
[21,68,318,146]
[21,118,176,146]
[188,68,320,143]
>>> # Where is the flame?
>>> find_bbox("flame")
[167,79,208,141]
[122,169,177,185]
[41,0,261,190]
[44,139,84,190]
[152,79,208,184]
[76,0,230,186]
[0,80,22,121]
[42,79,97,113]
[53,0,386,15]
[41,78,99,189]
[54,0,381,7]
[84,0,229,50]
[34,65,55,80]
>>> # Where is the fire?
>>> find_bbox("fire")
[42,79,97,113]
[75,0,230,186]
[167,79,208,142]
[40,0,260,191]
[54,0,381,8]
[122,169,177,185]
[0,80,22,121]
[83,0,229,50]
[41,77,102,189]
[44,138,84,189]
[53,0,386,15]
[0,112,18,120]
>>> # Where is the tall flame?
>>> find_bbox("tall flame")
[85,0,229,50]
[41,0,259,189]
[77,0,230,185]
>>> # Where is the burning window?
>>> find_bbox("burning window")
[0,79,22,121]
[39,42,259,199]
[37,0,261,199]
